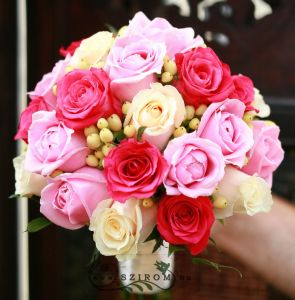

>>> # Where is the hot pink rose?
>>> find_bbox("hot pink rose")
[197,99,254,167]
[157,195,215,255]
[242,121,284,186]
[125,12,204,58]
[59,40,82,57]
[103,138,168,202]
[229,75,255,110]
[104,35,166,101]
[28,57,70,109]
[175,47,234,107]
[15,97,51,143]
[56,68,121,130]
[163,132,225,198]
[25,111,89,175]
[40,167,110,229]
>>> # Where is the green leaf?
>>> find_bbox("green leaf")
[132,283,143,292]
[218,219,225,226]
[87,247,101,267]
[114,130,126,143]
[27,217,51,233]
[105,23,117,34]
[144,226,159,242]
[152,238,164,253]
[9,194,20,199]
[168,244,186,256]
[192,257,242,277]
[137,126,147,141]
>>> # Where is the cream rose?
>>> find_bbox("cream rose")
[124,83,186,149]
[213,166,273,219]
[251,88,271,118]
[13,153,47,197]
[89,198,157,261]
[69,31,114,69]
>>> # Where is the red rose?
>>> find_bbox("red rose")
[14,96,50,143]
[59,40,82,57]
[157,195,215,255]
[56,68,121,130]
[104,138,168,202]
[229,74,255,110]
[175,47,234,107]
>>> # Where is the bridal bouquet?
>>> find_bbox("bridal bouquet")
[14,11,284,289]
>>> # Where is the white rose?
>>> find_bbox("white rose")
[251,88,271,118]
[124,83,186,149]
[70,31,114,69]
[214,166,273,219]
[89,198,157,261]
[13,153,47,197]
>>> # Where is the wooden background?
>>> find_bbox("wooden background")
[1,0,295,299]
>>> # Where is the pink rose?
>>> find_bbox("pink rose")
[15,97,51,143]
[175,47,234,107]
[229,75,255,110]
[104,35,166,101]
[103,139,168,202]
[163,132,225,198]
[197,99,254,167]
[56,68,121,130]
[28,56,70,109]
[126,12,204,58]
[40,167,110,229]
[242,121,284,186]
[25,111,89,175]
[157,195,215,255]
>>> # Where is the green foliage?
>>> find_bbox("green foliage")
[144,226,164,253]
[137,126,147,141]
[105,23,117,34]
[168,244,186,257]
[27,217,51,233]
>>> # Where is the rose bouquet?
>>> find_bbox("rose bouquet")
[14,11,284,293]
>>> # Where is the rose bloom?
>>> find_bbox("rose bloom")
[124,83,186,150]
[157,195,215,255]
[104,35,166,101]
[40,167,110,229]
[69,32,114,69]
[59,40,82,57]
[163,132,225,198]
[15,96,51,143]
[213,167,273,219]
[13,153,47,197]
[28,56,70,109]
[89,198,157,261]
[197,99,254,167]
[125,11,204,58]
[229,74,255,110]
[56,68,121,130]
[251,88,271,118]
[242,121,284,186]
[175,47,234,107]
[25,111,89,176]
[104,139,168,202]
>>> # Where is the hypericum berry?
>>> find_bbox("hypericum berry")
[161,72,173,83]
[243,112,254,123]
[52,84,57,96]
[102,143,115,156]
[86,155,99,167]
[142,198,154,208]
[107,114,122,132]
[173,126,187,138]
[185,105,195,120]
[195,104,207,116]
[163,59,177,75]
[213,195,228,209]
[122,101,131,115]
[123,125,136,138]
[87,133,101,149]
[84,125,99,137]
[94,150,104,160]
[100,128,114,143]
[189,118,200,130]
[97,118,109,130]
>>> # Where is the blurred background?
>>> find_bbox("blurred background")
[1,0,295,299]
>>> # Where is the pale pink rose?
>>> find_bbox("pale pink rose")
[28,56,70,108]
[197,99,254,167]
[163,132,225,198]
[104,35,166,101]
[25,111,89,176]
[40,167,110,229]
[242,121,284,186]
[126,12,204,58]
